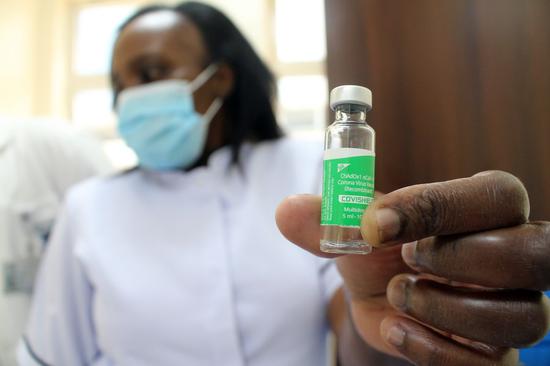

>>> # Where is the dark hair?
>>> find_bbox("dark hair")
[114,2,283,163]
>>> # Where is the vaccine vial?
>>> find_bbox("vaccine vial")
[320,85,375,254]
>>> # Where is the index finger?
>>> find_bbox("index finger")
[361,171,530,247]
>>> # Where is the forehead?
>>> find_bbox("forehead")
[112,10,207,71]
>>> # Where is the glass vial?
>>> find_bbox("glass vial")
[320,85,375,255]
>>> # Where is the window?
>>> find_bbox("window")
[69,2,140,168]
[70,2,138,127]
[275,0,326,63]
[73,4,137,76]
[278,75,328,131]
[68,0,328,167]
[273,0,328,135]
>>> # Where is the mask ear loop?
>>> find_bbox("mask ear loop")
[190,63,219,92]
[191,63,224,124]
[202,98,223,126]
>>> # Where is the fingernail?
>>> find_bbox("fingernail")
[401,241,418,268]
[388,278,408,311]
[376,208,401,243]
[386,325,406,347]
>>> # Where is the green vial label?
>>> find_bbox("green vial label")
[321,148,375,228]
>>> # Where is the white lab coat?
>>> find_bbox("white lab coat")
[0,118,111,366]
[19,137,343,366]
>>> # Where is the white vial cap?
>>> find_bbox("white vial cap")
[330,85,372,111]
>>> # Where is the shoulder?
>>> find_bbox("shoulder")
[2,118,110,172]
[242,135,324,194]
[247,134,324,166]
[8,118,89,148]
[65,170,139,209]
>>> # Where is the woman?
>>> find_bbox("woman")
[19,2,550,366]
[19,3,346,365]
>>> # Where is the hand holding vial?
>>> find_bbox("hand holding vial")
[277,169,550,365]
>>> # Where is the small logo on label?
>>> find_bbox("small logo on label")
[338,195,372,205]
[337,163,350,172]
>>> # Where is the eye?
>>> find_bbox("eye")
[139,64,167,84]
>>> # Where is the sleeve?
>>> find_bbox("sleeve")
[22,119,113,199]
[319,258,344,305]
[18,192,100,366]
[41,125,113,196]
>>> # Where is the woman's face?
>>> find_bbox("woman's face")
[111,10,233,156]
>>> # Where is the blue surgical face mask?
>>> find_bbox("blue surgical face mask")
[116,64,223,170]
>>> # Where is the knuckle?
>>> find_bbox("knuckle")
[507,292,550,347]
[421,342,514,366]
[408,280,452,328]
[414,237,437,271]
[417,338,453,366]
[528,223,550,290]
[417,236,461,274]
[530,295,550,342]
[419,186,449,233]
[521,321,549,347]
[401,185,451,238]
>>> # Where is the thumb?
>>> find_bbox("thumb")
[275,194,337,258]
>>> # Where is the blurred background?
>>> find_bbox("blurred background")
[0,0,329,169]
[324,0,550,219]
[1,0,549,218]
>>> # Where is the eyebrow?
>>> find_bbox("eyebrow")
[111,53,168,84]
[128,53,168,68]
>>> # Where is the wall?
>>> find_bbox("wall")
[0,0,36,117]
[0,0,271,121]
[325,0,550,219]
[0,0,68,119]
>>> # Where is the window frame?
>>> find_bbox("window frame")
[66,0,328,137]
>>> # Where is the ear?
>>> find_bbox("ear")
[212,63,235,98]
